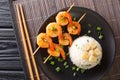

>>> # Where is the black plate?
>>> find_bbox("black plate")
[35,7,116,80]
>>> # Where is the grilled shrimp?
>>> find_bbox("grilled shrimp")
[46,22,62,38]
[37,33,54,50]
[67,21,81,35]
[59,33,72,46]
[47,43,66,60]
[56,11,73,26]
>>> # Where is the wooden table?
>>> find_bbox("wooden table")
[0,0,25,80]
[0,0,120,80]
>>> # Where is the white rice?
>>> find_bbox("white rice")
[69,36,102,69]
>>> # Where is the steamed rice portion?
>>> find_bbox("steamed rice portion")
[69,36,102,69]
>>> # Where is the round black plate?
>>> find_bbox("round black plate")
[35,7,116,80]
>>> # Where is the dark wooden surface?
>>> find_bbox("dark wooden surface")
[0,0,25,80]
[0,0,120,80]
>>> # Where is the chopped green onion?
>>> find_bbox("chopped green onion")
[60,59,64,62]
[88,23,92,27]
[72,26,76,29]
[99,34,103,39]
[61,17,65,21]
[64,62,67,66]
[48,56,53,60]
[52,27,56,31]
[43,57,46,60]
[50,61,55,65]
[72,66,76,70]
[56,48,60,52]
[58,58,61,62]
[76,67,80,71]
[88,30,91,33]
[97,26,102,31]
[81,69,86,74]
[65,65,69,69]
[58,58,63,62]
[73,72,77,77]
[73,17,77,21]
[56,67,61,72]
[84,34,87,36]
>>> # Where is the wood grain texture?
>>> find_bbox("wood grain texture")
[0,0,25,79]
[11,0,120,80]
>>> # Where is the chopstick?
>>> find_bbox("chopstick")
[16,4,34,80]
[19,4,40,80]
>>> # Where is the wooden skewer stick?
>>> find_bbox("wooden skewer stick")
[16,4,34,80]
[33,47,40,55]
[67,3,74,12]
[43,55,51,64]
[19,4,40,80]
[78,13,86,23]
[43,4,75,64]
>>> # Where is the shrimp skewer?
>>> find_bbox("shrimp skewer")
[33,33,54,55]
[67,13,86,35]
[55,3,74,26]
[59,33,72,46]
[43,43,66,64]
[46,22,62,38]
[43,4,74,63]
[56,11,73,26]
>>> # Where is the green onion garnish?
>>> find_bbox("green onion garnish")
[72,66,76,70]
[56,67,61,72]
[81,69,86,74]
[73,17,77,21]
[76,67,80,71]
[48,56,53,60]
[88,23,92,27]
[56,48,60,53]
[61,17,65,21]
[57,58,63,62]
[52,27,56,31]
[72,26,76,29]
[73,72,77,77]
[64,62,67,66]
[43,57,46,60]
[50,61,55,65]
[88,30,91,33]
[65,65,69,69]
[97,26,102,31]
[99,34,103,39]
[84,34,87,36]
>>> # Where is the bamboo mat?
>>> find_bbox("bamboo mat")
[12,0,120,80]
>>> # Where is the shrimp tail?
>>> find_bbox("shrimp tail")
[57,25,63,40]
[77,24,81,35]
[68,34,72,46]
[64,12,73,25]
[47,36,55,51]
[54,44,66,60]
[59,47,66,60]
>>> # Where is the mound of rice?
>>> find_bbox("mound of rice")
[69,36,102,69]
